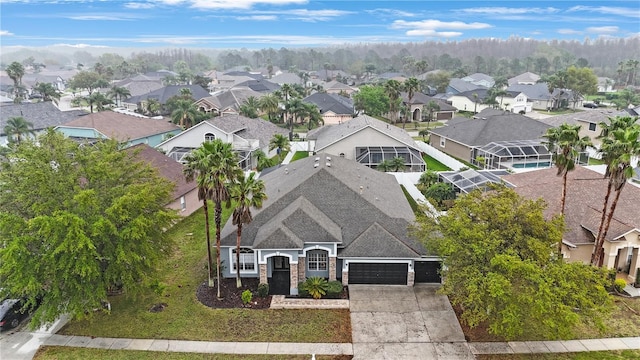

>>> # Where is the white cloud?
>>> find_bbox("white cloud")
[51,43,109,48]
[0,30,14,36]
[236,15,277,21]
[557,29,582,35]
[365,8,417,18]
[586,26,619,34]
[124,2,156,9]
[67,14,141,21]
[569,6,640,19]
[392,19,492,37]
[245,8,351,22]
[461,7,559,15]
[154,0,307,10]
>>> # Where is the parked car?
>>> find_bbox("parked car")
[583,103,599,108]
[0,297,31,330]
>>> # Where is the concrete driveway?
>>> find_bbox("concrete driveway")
[349,284,473,359]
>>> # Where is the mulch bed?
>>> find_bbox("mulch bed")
[196,278,272,309]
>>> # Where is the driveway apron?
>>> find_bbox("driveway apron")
[349,284,473,359]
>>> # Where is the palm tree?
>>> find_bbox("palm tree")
[6,62,25,100]
[239,96,259,118]
[286,98,304,140]
[384,80,402,123]
[171,99,199,129]
[145,99,161,116]
[259,93,280,122]
[418,129,429,142]
[402,77,420,129]
[253,149,273,171]
[183,143,217,288]
[4,116,34,144]
[592,117,640,266]
[424,100,440,131]
[304,103,323,131]
[543,123,593,258]
[179,87,193,99]
[377,159,393,172]
[230,172,266,288]
[269,134,290,162]
[86,92,112,113]
[391,156,406,172]
[33,82,62,104]
[107,85,131,107]
[472,93,479,114]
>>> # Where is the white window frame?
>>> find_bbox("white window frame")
[231,248,257,273]
[307,251,328,271]
[440,137,446,148]
[180,196,186,211]
[588,123,597,131]
[204,132,216,142]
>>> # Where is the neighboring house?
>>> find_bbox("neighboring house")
[55,111,181,148]
[219,154,440,295]
[270,72,303,86]
[429,110,552,169]
[127,144,200,217]
[196,87,264,116]
[0,102,86,146]
[233,79,280,93]
[315,69,349,81]
[206,71,255,92]
[113,75,164,98]
[508,72,540,86]
[461,73,495,88]
[307,114,426,171]
[324,80,357,96]
[400,92,457,122]
[503,166,640,281]
[448,89,531,114]
[123,85,211,112]
[507,83,553,111]
[303,92,355,125]
[597,77,615,93]
[538,108,631,148]
[22,73,66,92]
[446,78,487,95]
[156,115,289,170]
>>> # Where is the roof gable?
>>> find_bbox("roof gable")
[340,222,421,258]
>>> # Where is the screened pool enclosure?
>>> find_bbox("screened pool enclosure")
[355,146,426,172]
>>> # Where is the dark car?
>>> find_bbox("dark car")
[0,298,30,330]
[584,103,599,108]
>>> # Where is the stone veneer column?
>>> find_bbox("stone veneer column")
[342,269,349,286]
[298,257,306,283]
[290,263,298,295]
[407,270,415,286]
[259,264,267,284]
[329,257,337,281]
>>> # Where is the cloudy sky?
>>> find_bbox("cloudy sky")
[1,0,639,48]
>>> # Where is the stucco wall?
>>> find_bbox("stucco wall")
[320,126,414,159]
[166,189,201,218]
[428,134,473,163]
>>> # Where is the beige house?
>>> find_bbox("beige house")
[449,89,531,114]
[503,166,640,282]
[539,108,633,148]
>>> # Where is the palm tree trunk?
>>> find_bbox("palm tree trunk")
[591,179,614,266]
[559,172,568,258]
[215,200,223,299]
[597,188,624,267]
[236,224,243,288]
[203,199,214,287]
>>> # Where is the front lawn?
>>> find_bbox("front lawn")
[59,208,351,343]
[422,154,452,171]
[290,151,309,162]
[477,351,640,360]
[34,347,352,360]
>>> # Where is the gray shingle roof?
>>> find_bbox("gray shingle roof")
[233,79,280,93]
[537,108,629,128]
[220,154,426,258]
[0,102,86,135]
[207,114,288,149]
[303,93,354,115]
[125,85,210,104]
[430,112,551,146]
[507,83,551,100]
[198,87,264,112]
[448,78,487,93]
[307,114,419,151]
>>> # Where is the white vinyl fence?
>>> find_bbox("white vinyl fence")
[414,141,466,171]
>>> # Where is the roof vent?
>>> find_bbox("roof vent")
[359,185,363,194]
[326,162,331,167]
[284,168,289,174]
[315,157,320,162]
[314,163,319,168]
[326,156,331,161]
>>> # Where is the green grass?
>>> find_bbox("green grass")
[59,208,351,343]
[588,157,605,165]
[477,350,640,360]
[34,347,352,360]
[400,185,420,215]
[422,154,452,172]
[270,151,288,164]
[290,151,309,162]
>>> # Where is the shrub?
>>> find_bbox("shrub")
[301,276,329,299]
[613,279,627,293]
[241,289,253,305]
[326,281,343,298]
[297,282,309,297]
[257,283,269,298]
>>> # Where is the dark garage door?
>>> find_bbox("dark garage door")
[414,261,442,283]
[349,263,408,285]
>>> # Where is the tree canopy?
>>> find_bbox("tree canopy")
[412,185,612,340]
[0,130,177,328]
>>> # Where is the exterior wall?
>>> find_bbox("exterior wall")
[530,99,552,110]
[428,134,473,163]
[322,111,353,126]
[495,94,530,113]
[564,244,594,264]
[448,96,488,113]
[127,131,181,148]
[435,111,454,121]
[577,119,604,148]
[603,231,640,277]
[220,247,260,279]
[319,127,416,160]
[157,123,230,153]
[166,189,201,217]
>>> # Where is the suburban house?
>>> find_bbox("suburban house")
[127,144,200,217]
[307,114,426,172]
[507,83,554,111]
[123,85,211,112]
[195,87,264,116]
[446,78,487,95]
[55,111,181,148]
[461,73,495,88]
[218,154,441,295]
[205,70,255,92]
[400,91,457,122]
[112,75,164,98]
[597,77,615,93]
[429,110,552,170]
[270,72,304,86]
[324,80,357,96]
[233,79,280,93]
[448,89,531,114]
[508,72,541,86]
[503,166,640,281]
[1,102,86,146]
[539,108,632,148]
[155,115,288,170]
[303,92,355,125]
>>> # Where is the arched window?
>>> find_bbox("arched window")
[204,133,215,142]
[232,248,255,272]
